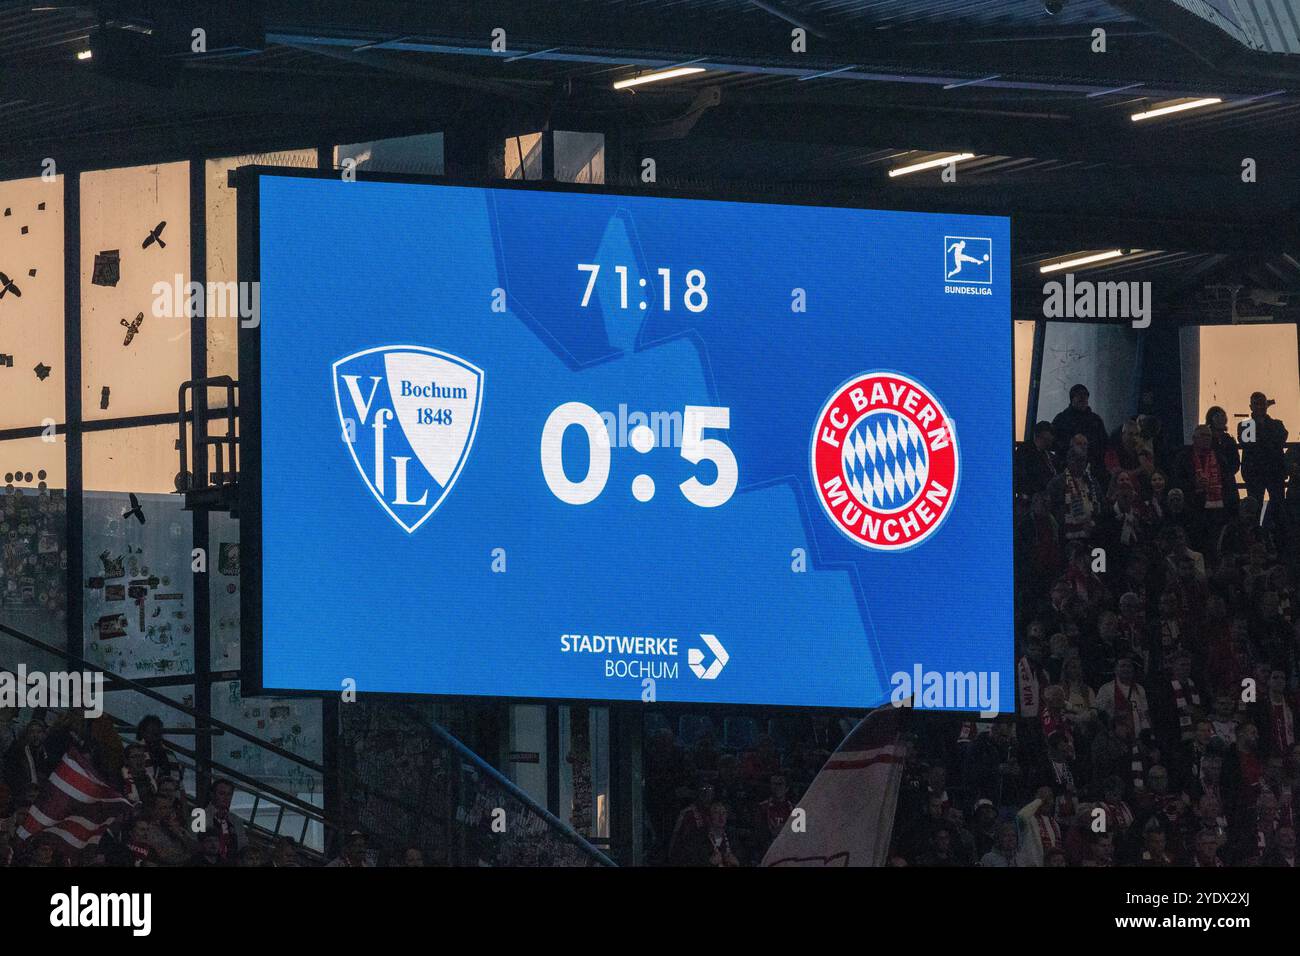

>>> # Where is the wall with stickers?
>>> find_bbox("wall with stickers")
[2,135,630,855]
[83,426,196,677]
[1,137,614,851]
[81,163,192,423]
[0,436,67,659]
[0,154,322,814]
[75,163,196,679]
[0,174,68,664]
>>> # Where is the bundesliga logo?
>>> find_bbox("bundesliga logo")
[811,371,958,551]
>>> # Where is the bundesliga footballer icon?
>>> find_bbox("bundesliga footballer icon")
[945,238,989,280]
[811,370,958,551]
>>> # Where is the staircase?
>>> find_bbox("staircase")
[0,622,613,866]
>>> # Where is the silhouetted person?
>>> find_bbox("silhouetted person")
[1052,384,1107,477]
[1238,391,1288,515]
[1016,420,1058,500]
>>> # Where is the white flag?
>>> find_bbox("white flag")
[762,707,906,867]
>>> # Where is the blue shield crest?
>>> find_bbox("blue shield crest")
[332,345,484,533]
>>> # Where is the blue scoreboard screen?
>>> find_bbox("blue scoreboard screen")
[243,171,1013,712]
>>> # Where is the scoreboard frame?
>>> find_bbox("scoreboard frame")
[235,164,1015,715]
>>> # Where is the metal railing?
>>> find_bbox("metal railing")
[0,624,325,771]
[0,622,338,853]
[339,700,615,867]
[177,375,239,510]
[0,621,615,866]
[98,711,330,857]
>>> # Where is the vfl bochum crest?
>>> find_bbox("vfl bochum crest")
[811,370,958,551]
[333,345,484,534]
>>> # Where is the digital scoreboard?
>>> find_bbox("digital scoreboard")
[240,170,1013,712]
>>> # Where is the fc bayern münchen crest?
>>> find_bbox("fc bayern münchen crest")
[332,345,483,534]
[810,370,958,552]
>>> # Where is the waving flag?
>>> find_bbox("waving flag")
[17,746,134,852]
[762,707,907,867]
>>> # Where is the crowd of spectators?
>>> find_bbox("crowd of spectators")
[891,383,1299,866]
[647,384,1299,867]
[0,711,421,867]
[645,713,855,865]
[5,382,1298,869]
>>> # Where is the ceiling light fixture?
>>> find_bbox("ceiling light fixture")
[613,67,706,90]
[887,153,975,178]
[1130,97,1222,121]
[1040,250,1129,274]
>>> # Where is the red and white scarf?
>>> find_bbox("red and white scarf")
[1194,448,1224,508]
[1114,500,1140,546]
[1104,800,1135,831]
[127,841,151,866]
[1063,474,1095,540]
[1040,706,1071,746]
[708,829,736,866]
[1270,696,1295,753]
[1018,656,1042,718]
[1114,680,1148,734]
[214,810,236,860]
[1037,814,1062,850]
[1171,679,1201,740]
[1130,742,1147,793]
